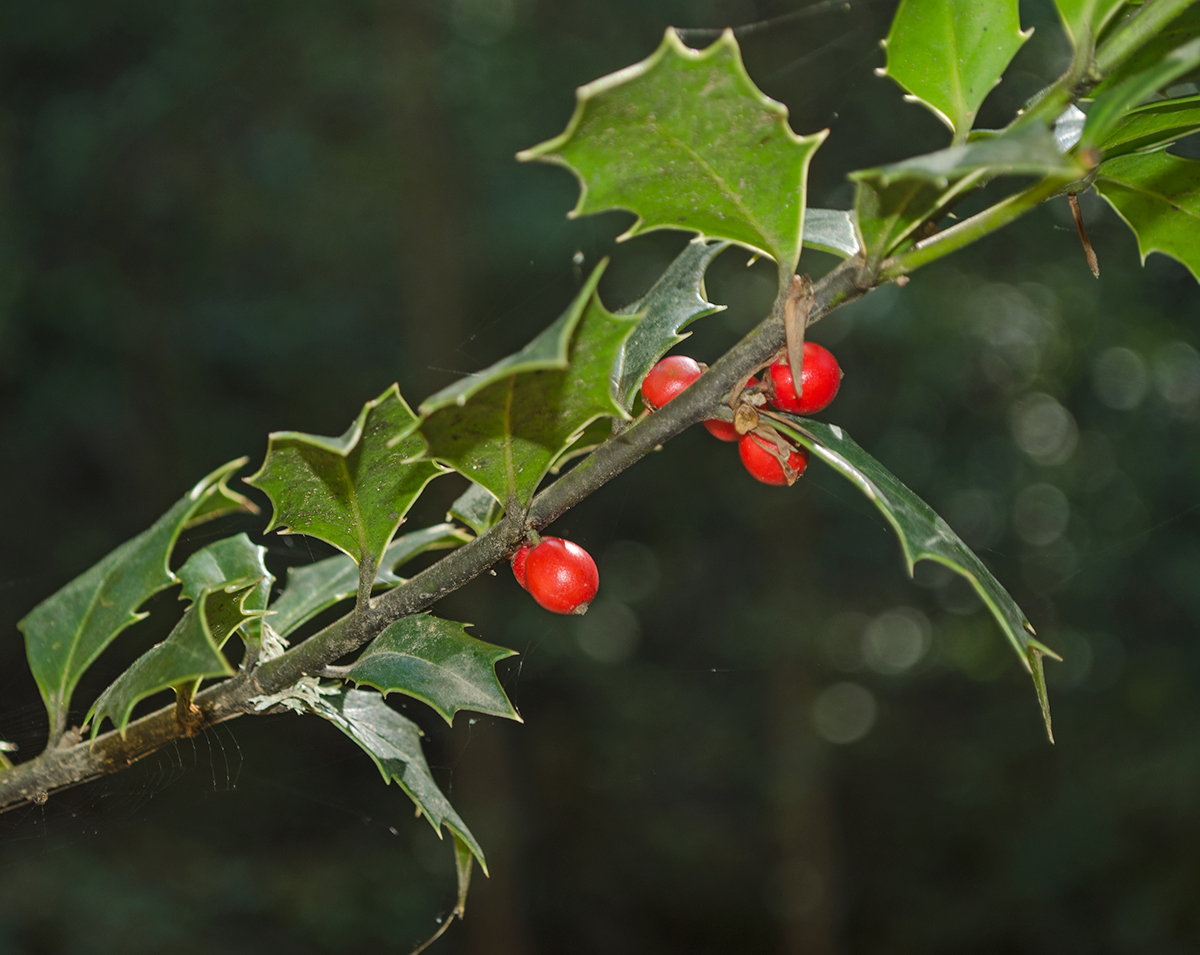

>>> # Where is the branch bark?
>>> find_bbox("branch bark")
[0,255,871,813]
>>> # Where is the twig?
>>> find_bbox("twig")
[1068,193,1101,278]
[783,274,814,397]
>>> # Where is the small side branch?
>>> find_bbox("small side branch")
[1068,193,1101,278]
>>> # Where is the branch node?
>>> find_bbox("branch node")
[174,685,206,738]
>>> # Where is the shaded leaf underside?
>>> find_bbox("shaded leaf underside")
[803,208,861,258]
[615,238,727,409]
[447,482,504,536]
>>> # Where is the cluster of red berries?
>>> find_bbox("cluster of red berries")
[640,342,842,486]
[508,343,841,615]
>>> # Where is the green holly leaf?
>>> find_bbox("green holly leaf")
[178,534,273,649]
[1092,7,1200,97]
[18,458,255,740]
[851,126,1081,263]
[87,582,262,739]
[246,385,445,576]
[447,482,504,536]
[312,687,487,872]
[853,173,972,265]
[344,613,519,726]
[518,28,826,274]
[416,262,637,509]
[1053,0,1128,49]
[864,125,1079,187]
[879,0,1030,141]
[614,238,727,410]
[267,524,470,639]
[770,414,1059,741]
[1095,150,1200,282]
[1083,36,1200,150]
[1096,94,1200,158]
[802,209,861,259]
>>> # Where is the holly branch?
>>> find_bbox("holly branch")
[4,0,1200,930]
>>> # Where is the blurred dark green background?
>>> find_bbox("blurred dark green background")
[3,0,1200,952]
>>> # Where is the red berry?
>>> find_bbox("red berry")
[642,355,703,410]
[511,544,531,590]
[524,537,599,614]
[767,342,841,415]
[702,418,739,441]
[703,376,759,441]
[738,433,809,486]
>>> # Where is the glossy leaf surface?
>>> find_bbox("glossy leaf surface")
[178,534,273,648]
[18,459,254,738]
[87,583,260,739]
[1096,150,1200,282]
[771,414,1058,740]
[417,263,636,508]
[1083,37,1200,149]
[880,0,1029,139]
[1096,94,1200,157]
[312,687,486,870]
[268,524,470,639]
[518,28,825,272]
[1053,0,1128,48]
[615,238,726,409]
[346,613,519,725]
[246,385,444,573]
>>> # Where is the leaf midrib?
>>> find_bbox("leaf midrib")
[358,648,501,708]
[1099,175,1200,222]
[502,378,518,505]
[650,121,781,261]
[57,567,123,709]
[943,1,967,133]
